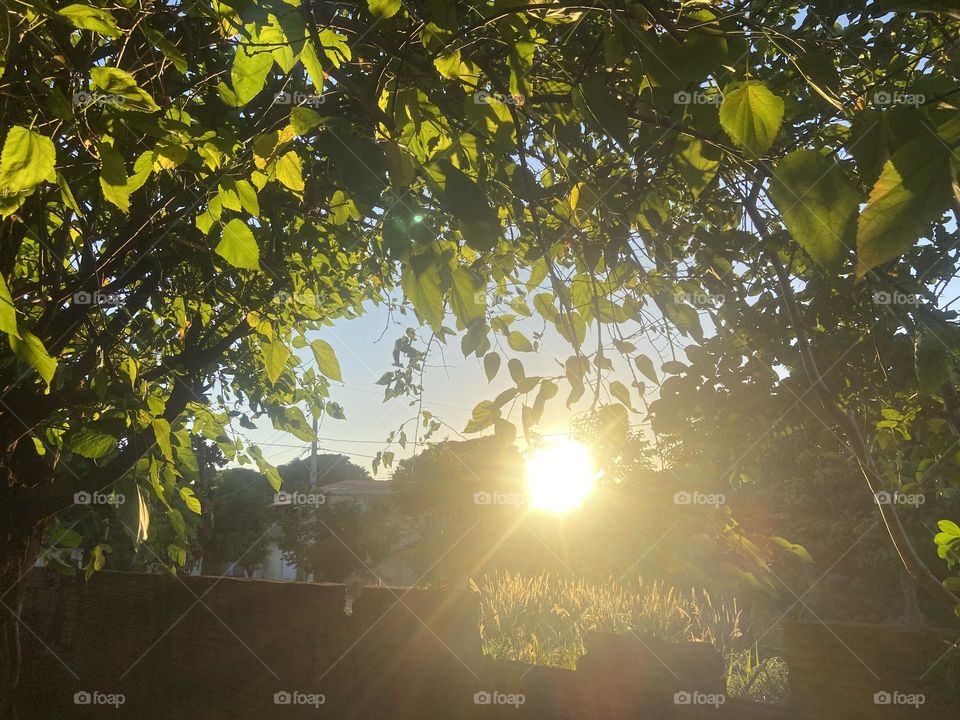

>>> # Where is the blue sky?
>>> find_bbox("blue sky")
[243,293,665,479]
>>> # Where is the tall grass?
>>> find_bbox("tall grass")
[472,571,788,703]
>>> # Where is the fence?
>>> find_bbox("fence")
[11,570,954,719]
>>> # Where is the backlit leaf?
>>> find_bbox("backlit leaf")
[769,149,858,268]
[216,219,260,271]
[0,126,56,194]
[719,82,783,156]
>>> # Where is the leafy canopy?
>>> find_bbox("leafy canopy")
[1,0,960,610]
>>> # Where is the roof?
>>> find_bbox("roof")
[321,478,393,498]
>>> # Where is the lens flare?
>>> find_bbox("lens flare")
[525,439,596,513]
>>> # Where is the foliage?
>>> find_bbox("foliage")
[196,467,275,576]
[279,498,394,582]
[276,454,395,581]
[1,0,960,641]
[474,570,787,703]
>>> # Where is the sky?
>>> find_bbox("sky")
[243,293,668,479]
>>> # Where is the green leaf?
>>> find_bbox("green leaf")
[0,126,57,194]
[276,151,304,192]
[311,339,343,381]
[663,360,688,374]
[58,5,120,37]
[90,67,160,112]
[401,258,444,332]
[271,406,315,442]
[434,50,461,79]
[508,358,525,384]
[66,427,117,460]
[234,179,260,216]
[769,149,858,268]
[719,82,784,156]
[167,508,186,538]
[0,274,20,338]
[849,110,889,188]
[167,544,188,567]
[770,536,815,564]
[263,340,291,386]
[99,143,131,212]
[437,162,499,251]
[368,0,402,19]
[319,28,352,68]
[939,520,960,537]
[483,352,501,381]
[232,38,274,106]
[248,445,282,491]
[299,41,325,91]
[85,543,111,579]
[152,418,173,462]
[325,401,346,420]
[290,107,322,136]
[463,400,500,433]
[610,380,633,409]
[507,331,534,352]
[9,331,56,388]
[215,219,260,270]
[575,76,630,147]
[634,354,658,384]
[673,136,720,199]
[856,130,955,279]
[179,487,202,515]
[450,267,485,325]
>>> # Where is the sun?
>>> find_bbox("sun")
[526,439,597,513]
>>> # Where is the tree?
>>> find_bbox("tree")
[279,499,394,583]
[279,453,373,490]
[276,453,394,582]
[4,0,960,713]
[196,468,275,577]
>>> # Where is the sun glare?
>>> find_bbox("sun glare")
[526,439,596,513]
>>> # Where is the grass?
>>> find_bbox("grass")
[472,571,789,703]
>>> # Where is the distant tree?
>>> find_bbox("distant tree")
[279,453,373,490]
[192,436,229,486]
[196,468,275,577]
[279,499,394,583]
[277,454,393,582]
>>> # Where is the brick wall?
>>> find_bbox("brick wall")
[14,570,784,720]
